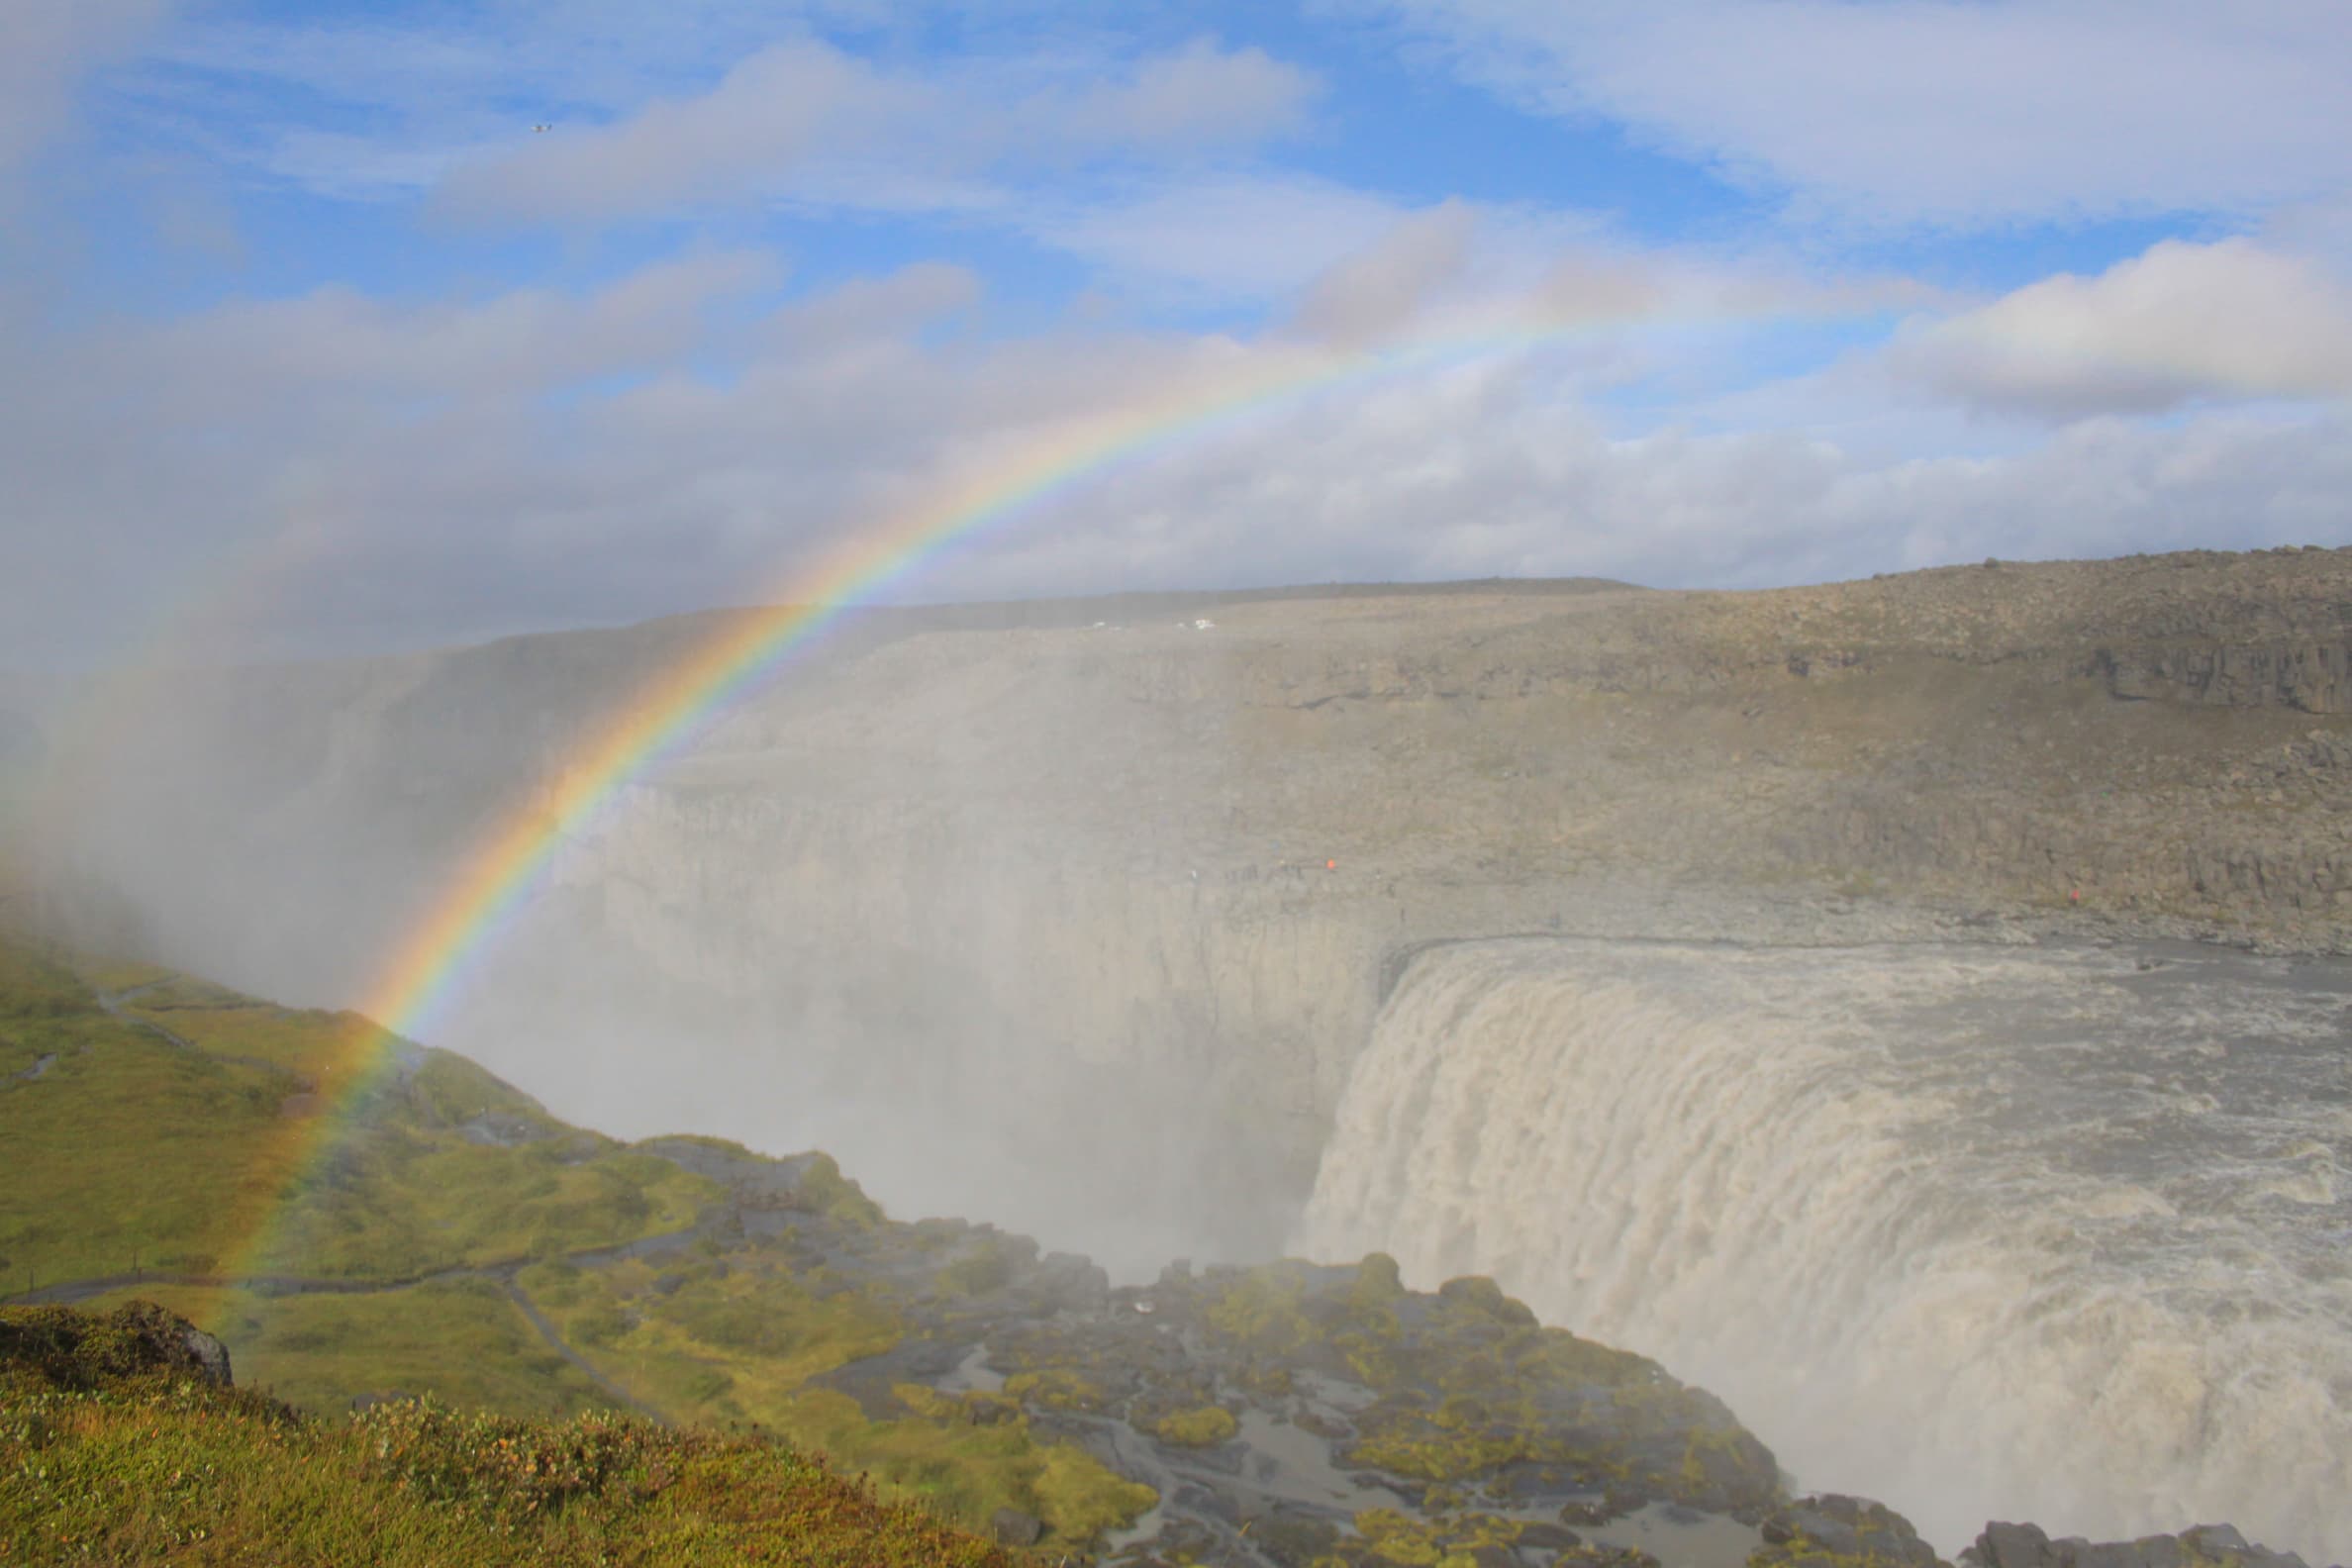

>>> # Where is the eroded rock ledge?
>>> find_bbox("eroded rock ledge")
[610,1137,2337,1568]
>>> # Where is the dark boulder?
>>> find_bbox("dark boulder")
[0,1301,234,1389]
[1753,1495,1943,1568]
[1962,1520,2312,1568]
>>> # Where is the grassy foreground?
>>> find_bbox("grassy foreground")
[0,1301,1014,1566]
[0,936,1154,1551]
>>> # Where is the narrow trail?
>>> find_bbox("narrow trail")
[16,977,687,1422]
[7,1240,688,1424]
[2,1223,708,1427]
[90,980,319,1085]
[2,1224,705,1308]
[500,1279,662,1419]
[92,980,192,1047]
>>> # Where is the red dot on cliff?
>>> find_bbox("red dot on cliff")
[1326,859,1336,870]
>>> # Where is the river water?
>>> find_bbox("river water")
[1298,937,2352,1562]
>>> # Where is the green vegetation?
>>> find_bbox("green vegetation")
[782,1389,1155,1551]
[524,1253,904,1412]
[1152,1405,1237,1447]
[515,1256,1153,1547]
[1349,1505,1537,1567]
[71,1278,620,1421]
[1180,1258,1777,1518]
[9,940,1773,1563]
[793,1153,883,1229]
[936,1236,1021,1297]
[1,946,315,1285]
[0,939,1159,1554]
[0,1302,1014,1567]
[0,941,717,1290]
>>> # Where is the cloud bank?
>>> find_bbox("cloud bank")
[1,3,2347,671]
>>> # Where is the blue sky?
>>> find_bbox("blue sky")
[3,0,2349,663]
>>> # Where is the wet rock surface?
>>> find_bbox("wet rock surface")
[651,1138,1782,1567]
[1756,1495,1945,1568]
[38,548,2352,1275]
[1964,1521,2317,1568]
[599,1137,2346,1568]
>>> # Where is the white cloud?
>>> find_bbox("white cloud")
[434,36,1317,225]
[1351,0,2352,227]
[1291,199,1477,345]
[0,0,173,179]
[1891,239,2352,416]
[8,233,2346,672]
[438,42,937,222]
[1026,174,1413,301]
[1060,38,1316,150]
[120,248,783,403]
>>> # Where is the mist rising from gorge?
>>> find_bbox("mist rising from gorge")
[18,562,2352,1567]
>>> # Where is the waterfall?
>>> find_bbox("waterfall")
[1299,938,2352,1562]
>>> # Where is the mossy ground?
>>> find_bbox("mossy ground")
[0,942,717,1290]
[1,945,315,1286]
[70,1278,621,1420]
[0,1303,1015,1567]
[2,941,1786,1565]
[0,940,1156,1553]
[515,1254,1153,1548]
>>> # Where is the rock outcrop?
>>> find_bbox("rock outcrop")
[1965,1520,2316,1568]
[0,1300,234,1389]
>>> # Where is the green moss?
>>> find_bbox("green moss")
[645,1268,903,1380]
[0,962,320,1286]
[0,946,717,1293]
[515,1260,586,1309]
[124,1000,373,1080]
[797,1152,885,1228]
[1347,1505,1539,1568]
[777,1388,1155,1549]
[936,1237,1019,1297]
[1206,1267,1315,1354]
[1351,1252,1406,1308]
[0,947,89,1022]
[1154,1406,1238,1447]
[253,1127,719,1281]
[1002,1367,1109,1414]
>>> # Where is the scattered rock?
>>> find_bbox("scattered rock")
[1962,1520,2313,1568]
[1752,1495,1943,1568]
[991,1507,1043,1546]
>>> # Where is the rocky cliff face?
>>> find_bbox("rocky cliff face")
[29,549,2352,1260]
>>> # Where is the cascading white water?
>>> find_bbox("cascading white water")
[1298,938,2352,1563]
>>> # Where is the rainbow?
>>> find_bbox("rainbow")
[225,301,1795,1274]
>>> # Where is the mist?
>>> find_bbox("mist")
[15,554,2352,1563]
[10,6,2352,1559]
[15,589,1411,1276]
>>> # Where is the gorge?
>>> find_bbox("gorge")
[15,547,2352,1561]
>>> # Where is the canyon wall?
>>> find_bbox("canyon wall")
[20,549,2352,1260]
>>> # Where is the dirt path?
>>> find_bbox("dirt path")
[91,981,315,1085]
[499,1278,662,1419]
[92,980,193,1047]
[10,992,701,1418]
[7,1245,681,1422]
[2,1221,706,1308]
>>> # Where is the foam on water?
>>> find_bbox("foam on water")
[1296,939,2352,1562]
